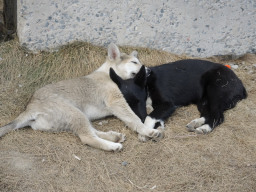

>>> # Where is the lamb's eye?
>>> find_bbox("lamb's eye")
[131,61,138,64]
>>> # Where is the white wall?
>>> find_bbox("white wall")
[17,0,256,57]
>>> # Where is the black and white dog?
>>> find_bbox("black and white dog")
[110,59,247,134]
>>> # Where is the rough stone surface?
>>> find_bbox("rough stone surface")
[17,0,256,57]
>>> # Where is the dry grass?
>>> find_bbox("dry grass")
[0,38,255,192]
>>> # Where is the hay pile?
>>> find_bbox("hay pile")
[0,39,255,192]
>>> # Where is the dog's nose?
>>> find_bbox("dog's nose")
[145,67,151,77]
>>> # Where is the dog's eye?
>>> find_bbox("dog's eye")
[131,61,138,64]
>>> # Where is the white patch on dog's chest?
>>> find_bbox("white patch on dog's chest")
[84,105,111,120]
[146,96,154,113]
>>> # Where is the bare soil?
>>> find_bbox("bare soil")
[0,39,255,192]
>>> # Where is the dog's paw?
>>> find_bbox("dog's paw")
[186,117,205,131]
[195,124,212,134]
[144,116,157,129]
[138,134,150,142]
[152,127,165,142]
[148,128,163,140]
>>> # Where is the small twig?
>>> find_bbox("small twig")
[128,179,147,189]
[73,154,81,161]
[102,160,113,186]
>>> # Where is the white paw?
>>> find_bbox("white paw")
[118,133,126,143]
[159,120,165,129]
[109,131,126,143]
[144,116,156,129]
[146,105,154,113]
[146,97,153,113]
[152,127,165,142]
[109,143,123,152]
[195,124,212,134]
[148,128,162,138]
[186,117,205,131]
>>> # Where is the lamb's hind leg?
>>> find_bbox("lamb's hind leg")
[71,114,123,151]
[94,129,126,143]
[32,107,123,151]
[78,133,123,151]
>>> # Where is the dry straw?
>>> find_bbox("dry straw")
[0,39,255,192]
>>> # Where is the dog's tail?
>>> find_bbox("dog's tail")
[0,111,34,137]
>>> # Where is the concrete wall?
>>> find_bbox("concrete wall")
[17,0,256,57]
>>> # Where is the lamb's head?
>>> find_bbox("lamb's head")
[107,43,142,80]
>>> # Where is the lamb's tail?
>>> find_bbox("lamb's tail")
[0,111,34,137]
[0,121,18,137]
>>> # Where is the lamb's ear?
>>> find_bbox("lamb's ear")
[108,43,121,61]
[134,66,146,88]
[130,51,138,58]
[109,68,122,88]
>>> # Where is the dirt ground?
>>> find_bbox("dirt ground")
[0,39,255,192]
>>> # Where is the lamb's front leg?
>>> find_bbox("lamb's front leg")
[105,93,163,140]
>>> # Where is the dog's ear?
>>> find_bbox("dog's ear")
[134,65,146,88]
[130,51,138,58]
[108,43,121,61]
[109,68,122,88]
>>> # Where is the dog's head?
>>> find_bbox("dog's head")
[107,43,142,80]
[110,65,147,122]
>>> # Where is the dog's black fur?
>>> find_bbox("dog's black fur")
[110,65,148,122]
[110,59,247,133]
[146,59,247,132]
